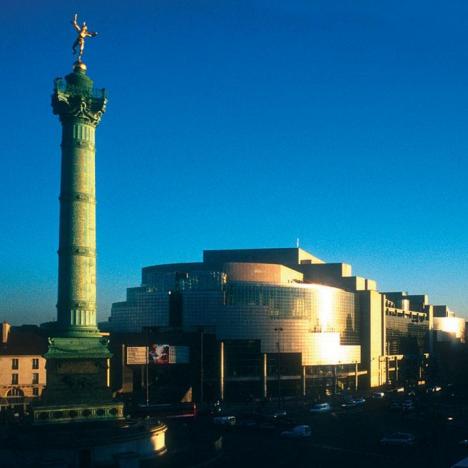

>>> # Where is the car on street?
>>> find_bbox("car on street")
[268,410,288,419]
[353,396,366,405]
[281,425,312,439]
[213,415,236,426]
[340,397,357,409]
[427,385,442,393]
[380,432,416,446]
[371,391,385,399]
[309,402,332,413]
[236,417,258,428]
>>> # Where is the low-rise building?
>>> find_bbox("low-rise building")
[0,322,47,412]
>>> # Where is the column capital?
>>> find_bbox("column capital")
[52,77,106,126]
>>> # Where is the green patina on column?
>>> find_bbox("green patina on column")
[53,61,104,338]
[34,61,121,421]
[44,61,111,365]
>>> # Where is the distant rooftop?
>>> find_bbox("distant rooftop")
[203,247,324,266]
[0,322,48,356]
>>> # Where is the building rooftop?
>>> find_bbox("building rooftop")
[0,322,48,356]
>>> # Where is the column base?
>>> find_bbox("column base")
[32,401,124,425]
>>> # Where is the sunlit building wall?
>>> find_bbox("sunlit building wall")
[433,317,466,343]
[110,263,361,368]
[0,323,47,411]
[106,248,462,394]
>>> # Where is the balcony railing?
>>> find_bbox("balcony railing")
[54,78,106,99]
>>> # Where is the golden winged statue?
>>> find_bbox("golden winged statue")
[71,13,98,62]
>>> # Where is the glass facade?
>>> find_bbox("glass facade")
[225,282,359,345]
[105,249,458,394]
[143,271,226,292]
[108,269,360,365]
[110,288,170,332]
[386,313,429,355]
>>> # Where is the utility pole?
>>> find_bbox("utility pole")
[145,351,149,407]
[200,328,204,405]
[274,327,283,408]
[219,341,224,401]
[146,328,150,407]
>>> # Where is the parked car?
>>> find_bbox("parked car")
[427,385,442,393]
[267,410,288,419]
[341,398,357,409]
[371,392,385,399]
[281,425,312,439]
[309,402,332,413]
[236,418,258,428]
[213,415,236,426]
[380,432,416,446]
[353,396,366,405]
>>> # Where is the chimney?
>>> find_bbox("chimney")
[2,322,11,344]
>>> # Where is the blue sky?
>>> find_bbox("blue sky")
[1,1,468,324]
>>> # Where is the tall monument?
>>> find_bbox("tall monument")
[2,17,169,465]
[33,15,123,423]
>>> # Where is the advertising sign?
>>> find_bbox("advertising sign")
[149,344,190,364]
[126,346,148,365]
[149,344,170,364]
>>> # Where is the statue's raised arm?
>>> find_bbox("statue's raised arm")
[71,14,80,33]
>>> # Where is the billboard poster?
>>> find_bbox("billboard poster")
[148,344,190,364]
[149,344,170,364]
[126,346,148,365]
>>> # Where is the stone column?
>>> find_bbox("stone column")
[35,61,120,423]
[53,61,106,338]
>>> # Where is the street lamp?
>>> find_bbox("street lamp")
[274,327,283,408]
[200,327,204,405]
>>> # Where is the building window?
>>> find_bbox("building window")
[11,358,19,370]
[32,387,39,397]
[32,358,39,369]
[12,374,18,385]
[7,388,23,398]
[32,373,39,385]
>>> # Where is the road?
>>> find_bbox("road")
[212,396,468,467]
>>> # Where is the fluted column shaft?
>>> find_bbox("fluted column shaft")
[57,120,97,332]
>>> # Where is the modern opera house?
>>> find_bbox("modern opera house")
[104,248,464,400]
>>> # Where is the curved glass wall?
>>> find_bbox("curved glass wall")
[143,271,226,292]
[225,281,359,345]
